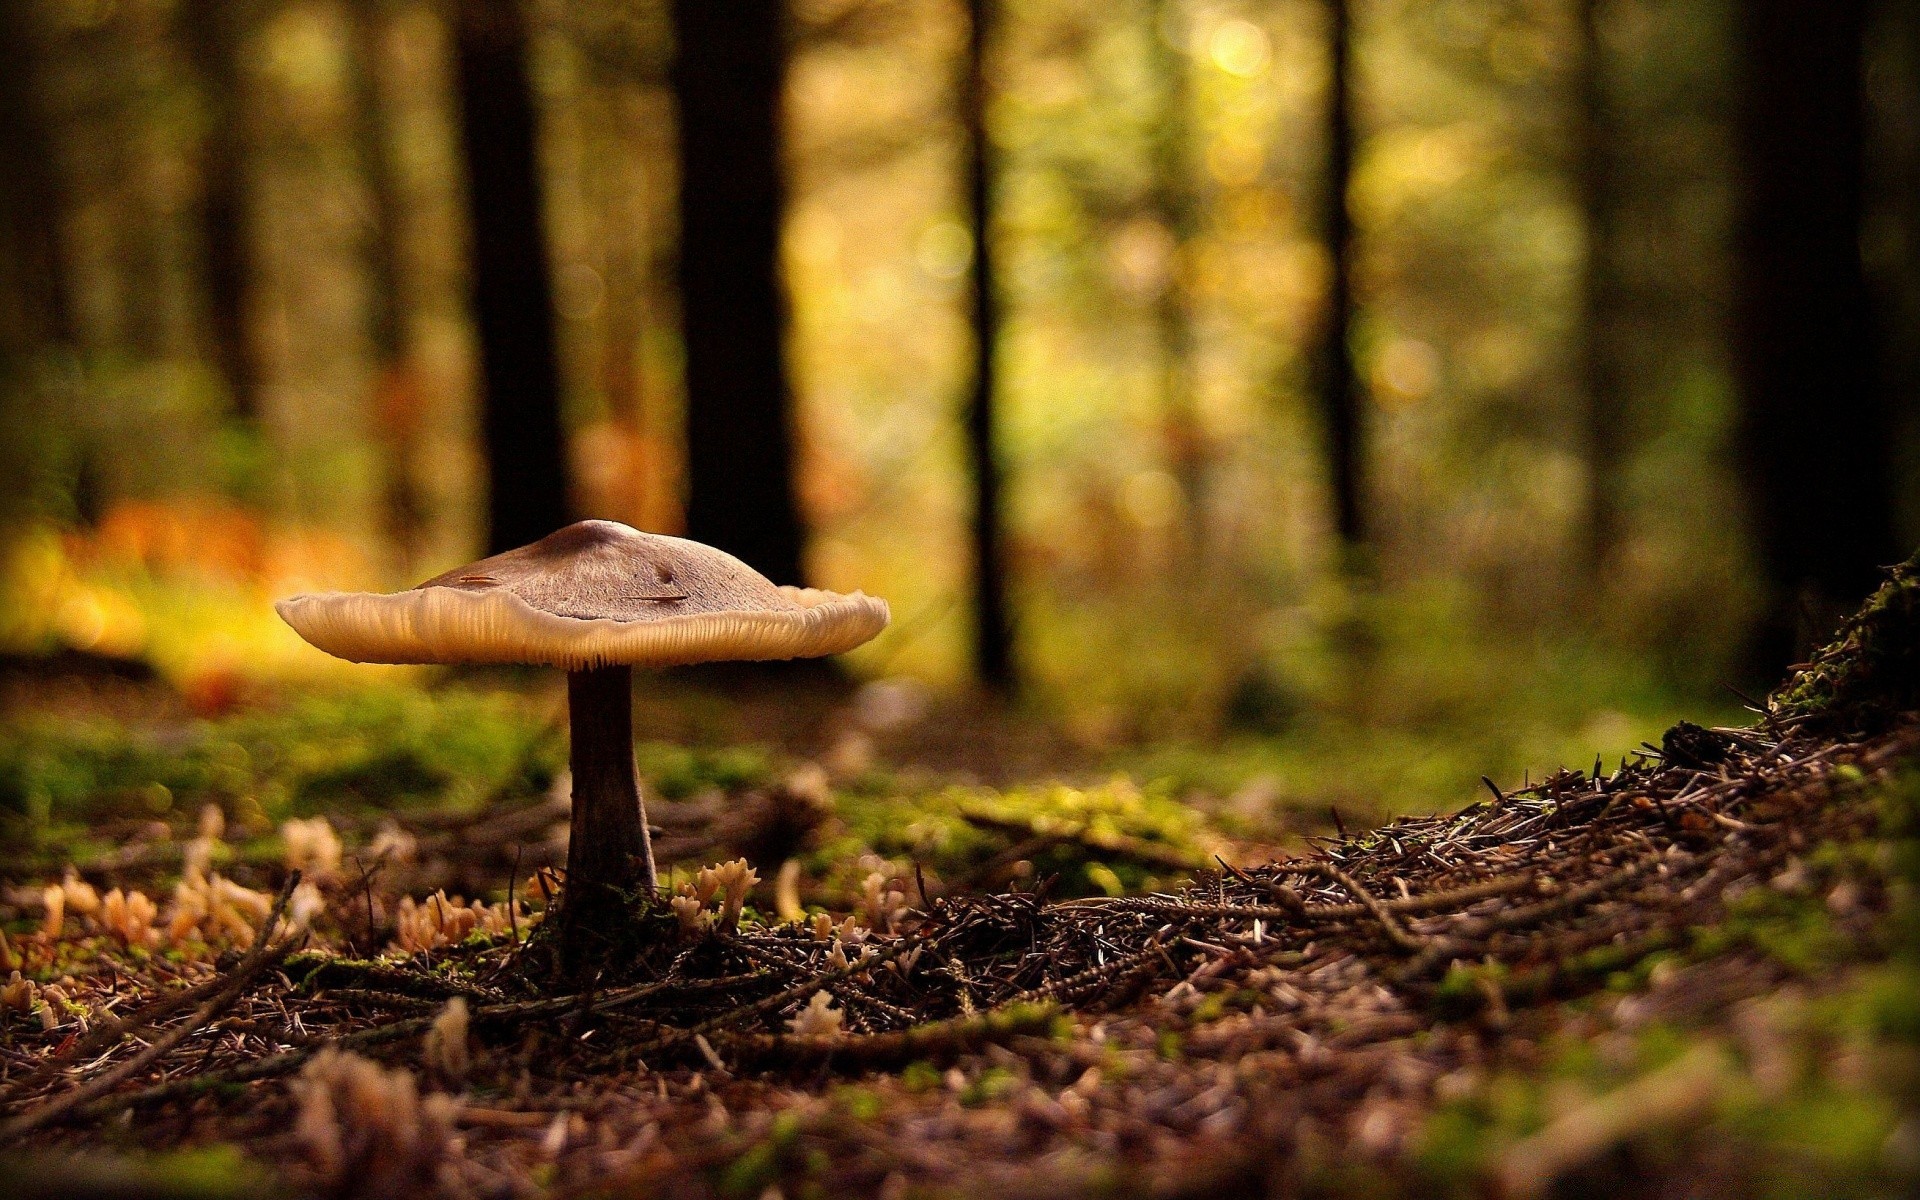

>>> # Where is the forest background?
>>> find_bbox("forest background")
[0,0,1917,820]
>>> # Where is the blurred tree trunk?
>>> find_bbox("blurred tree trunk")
[1734,0,1896,677]
[180,0,263,424]
[346,0,427,573]
[1870,0,1920,554]
[0,0,74,529]
[0,0,72,351]
[964,0,1011,691]
[1146,0,1205,553]
[450,0,571,555]
[1316,0,1362,560]
[671,0,806,586]
[1576,0,1624,576]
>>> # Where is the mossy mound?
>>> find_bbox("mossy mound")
[1770,548,1920,731]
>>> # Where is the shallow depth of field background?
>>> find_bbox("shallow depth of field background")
[1,0,1916,828]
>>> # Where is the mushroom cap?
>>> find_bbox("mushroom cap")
[275,520,889,669]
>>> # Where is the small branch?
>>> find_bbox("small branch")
[1010,939,1170,1007]
[1291,863,1426,954]
[1399,854,1664,981]
[0,873,304,1142]
[716,1002,1059,1070]
[0,873,305,1109]
[68,968,772,1123]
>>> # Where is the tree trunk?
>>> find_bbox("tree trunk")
[1734,0,1895,677]
[0,0,74,530]
[180,0,262,424]
[671,0,806,586]
[1317,0,1362,559]
[1576,0,1625,577]
[346,0,427,573]
[0,0,72,352]
[450,0,571,556]
[1147,0,1205,555]
[963,0,1012,692]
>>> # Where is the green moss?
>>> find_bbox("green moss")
[1434,959,1509,1014]
[0,683,559,858]
[291,748,451,810]
[1771,549,1920,730]
[900,1060,942,1093]
[819,775,1218,898]
[830,1084,884,1122]
[1693,878,1851,973]
[1413,1104,1497,1193]
[634,742,775,800]
[958,1066,1018,1106]
[717,1110,807,1198]
[1190,991,1230,1024]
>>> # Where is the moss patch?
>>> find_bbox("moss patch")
[1771,549,1920,732]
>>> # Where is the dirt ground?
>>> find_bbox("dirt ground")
[2,561,1919,1199]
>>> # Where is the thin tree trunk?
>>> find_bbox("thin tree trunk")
[1147,0,1205,554]
[963,0,1012,692]
[180,0,262,424]
[1317,0,1362,557]
[450,0,571,555]
[1576,0,1624,577]
[0,0,75,529]
[0,0,72,351]
[346,0,427,573]
[1734,0,1894,677]
[672,0,805,586]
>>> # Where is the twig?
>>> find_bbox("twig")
[0,873,303,1142]
[1291,863,1425,953]
[1053,897,1308,923]
[1010,940,1169,1007]
[716,1002,1059,1070]
[60,970,776,1121]
[1496,1044,1728,1199]
[1399,854,1665,981]
[1057,873,1535,924]
[0,874,306,1108]
[637,930,939,1056]
[0,966,234,1107]
[1216,857,1305,913]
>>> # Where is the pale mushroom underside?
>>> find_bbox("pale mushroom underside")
[276,585,889,669]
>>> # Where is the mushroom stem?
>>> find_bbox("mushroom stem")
[562,665,657,927]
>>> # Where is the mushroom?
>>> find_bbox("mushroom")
[275,520,888,960]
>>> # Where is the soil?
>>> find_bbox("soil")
[2,560,1919,1199]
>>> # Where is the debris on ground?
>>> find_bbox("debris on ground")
[1,555,1918,1197]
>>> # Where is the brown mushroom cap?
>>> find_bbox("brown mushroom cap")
[276,520,889,669]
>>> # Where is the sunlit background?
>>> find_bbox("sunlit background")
[1,0,1916,821]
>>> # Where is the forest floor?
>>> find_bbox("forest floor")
[1,563,1918,1199]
